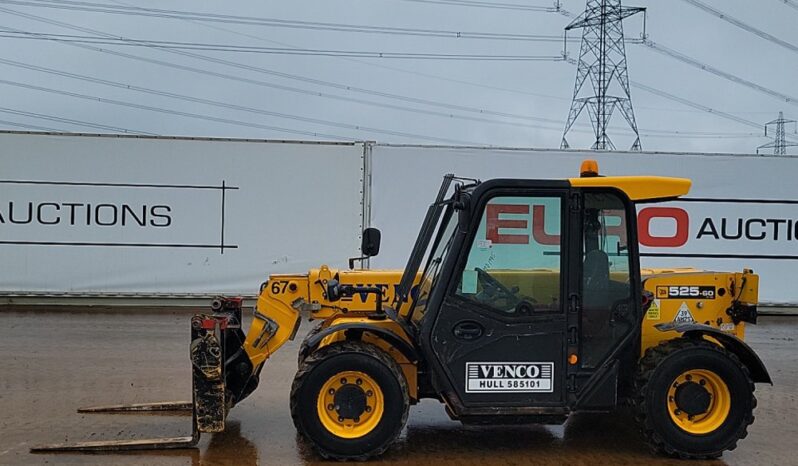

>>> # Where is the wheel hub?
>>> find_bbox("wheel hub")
[333,384,368,420]
[316,370,384,439]
[674,381,711,416]
[667,369,731,435]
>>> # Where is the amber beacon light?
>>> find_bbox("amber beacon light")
[580,159,600,177]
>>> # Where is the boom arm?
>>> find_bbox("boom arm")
[241,265,410,392]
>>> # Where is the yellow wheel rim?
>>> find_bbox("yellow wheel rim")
[316,370,384,439]
[667,369,731,435]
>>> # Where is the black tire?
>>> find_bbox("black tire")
[290,340,410,460]
[297,322,325,368]
[634,337,756,459]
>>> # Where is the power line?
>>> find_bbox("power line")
[120,0,579,104]
[643,133,760,140]
[778,0,798,13]
[2,55,755,141]
[0,4,774,144]
[0,0,567,41]
[0,31,565,60]
[0,0,630,45]
[394,0,559,12]
[2,25,750,141]
[0,57,522,142]
[108,0,660,121]
[643,40,798,107]
[13,5,782,98]
[0,78,493,145]
[630,81,798,144]
[0,42,569,136]
[0,115,62,131]
[630,81,764,129]
[0,26,583,135]
[0,9,582,128]
[0,16,560,144]
[0,106,153,133]
[680,0,798,55]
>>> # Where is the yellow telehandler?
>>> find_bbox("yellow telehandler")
[34,161,768,460]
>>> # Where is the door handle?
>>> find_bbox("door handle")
[452,321,484,341]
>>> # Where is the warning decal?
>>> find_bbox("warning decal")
[646,299,661,320]
[673,302,696,324]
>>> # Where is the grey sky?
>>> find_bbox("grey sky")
[0,0,796,154]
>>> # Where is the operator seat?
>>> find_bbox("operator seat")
[582,248,612,367]
[583,249,610,296]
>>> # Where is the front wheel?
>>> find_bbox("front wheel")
[290,340,409,460]
[634,338,756,459]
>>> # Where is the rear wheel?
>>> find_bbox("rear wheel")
[634,338,755,459]
[290,340,409,460]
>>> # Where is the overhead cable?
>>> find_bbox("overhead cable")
[680,0,798,55]
[0,106,154,133]
[644,40,798,107]
[0,0,567,41]
[0,78,492,145]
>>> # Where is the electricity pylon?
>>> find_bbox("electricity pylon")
[757,111,798,155]
[561,0,644,151]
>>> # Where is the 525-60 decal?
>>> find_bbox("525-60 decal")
[656,285,715,299]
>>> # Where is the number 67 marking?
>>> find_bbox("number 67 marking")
[271,281,289,294]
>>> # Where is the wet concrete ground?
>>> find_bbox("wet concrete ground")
[0,309,795,465]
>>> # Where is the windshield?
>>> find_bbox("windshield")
[395,175,456,304]
[408,207,458,325]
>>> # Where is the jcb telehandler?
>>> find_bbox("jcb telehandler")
[34,161,769,460]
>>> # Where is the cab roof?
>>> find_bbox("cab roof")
[562,159,691,202]
[569,175,691,202]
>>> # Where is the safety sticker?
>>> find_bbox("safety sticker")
[465,362,554,393]
[720,322,735,332]
[673,302,696,324]
[646,299,661,320]
[476,239,492,250]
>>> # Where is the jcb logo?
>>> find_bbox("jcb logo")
[656,286,715,299]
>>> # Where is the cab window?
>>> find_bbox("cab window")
[581,191,633,368]
[456,195,563,317]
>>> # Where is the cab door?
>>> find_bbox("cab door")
[428,188,574,411]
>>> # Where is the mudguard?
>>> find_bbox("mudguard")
[300,323,419,364]
[655,322,772,384]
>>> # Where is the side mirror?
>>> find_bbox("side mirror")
[361,227,381,257]
[326,279,342,302]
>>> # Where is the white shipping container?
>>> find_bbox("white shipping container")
[0,133,367,297]
[3,134,797,307]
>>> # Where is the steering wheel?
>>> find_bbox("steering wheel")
[475,267,533,313]
[474,267,516,299]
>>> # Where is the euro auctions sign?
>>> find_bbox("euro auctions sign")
[638,200,798,260]
[478,198,798,257]
[371,145,798,305]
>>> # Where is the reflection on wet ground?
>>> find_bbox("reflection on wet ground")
[0,310,794,465]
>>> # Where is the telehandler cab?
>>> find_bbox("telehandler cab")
[34,161,769,460]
